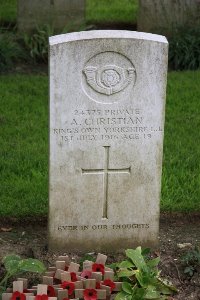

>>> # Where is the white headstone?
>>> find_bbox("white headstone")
[49,30,168,252]
[18,0,85,33]
[138,0,200,35]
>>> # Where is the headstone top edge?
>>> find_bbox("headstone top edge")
[49,30,168,46]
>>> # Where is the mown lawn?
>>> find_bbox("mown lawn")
[0,71,200,217]
[0,0,17,24]
[161,71,200,211]
[86,0,138,24]
[0,76,48,216]
[0,0,138,25]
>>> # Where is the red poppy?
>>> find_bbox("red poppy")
[95,282,101,289]
[47,285,56,297]
[61,281,75,295]
[70,272,77,282]
[83,288,97,300]
[65,266,69,271]
[35,295,48,300]
[103,279,116,292]
[92,263,105,274]
[11,291,26,300]
[81,270,92,279]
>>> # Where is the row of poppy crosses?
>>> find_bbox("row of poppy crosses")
[2,253,122,300]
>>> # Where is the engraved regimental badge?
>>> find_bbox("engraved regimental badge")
[82,51,136,104]
[83,65,135,96]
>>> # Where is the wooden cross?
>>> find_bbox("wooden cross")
[82,146,131,219]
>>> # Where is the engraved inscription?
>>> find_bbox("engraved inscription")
[81,146,131,219]
[83,65,135,95]
[58,224,150,231]
[52,107,163,143]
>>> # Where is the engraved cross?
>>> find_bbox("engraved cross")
[81,146,131,219]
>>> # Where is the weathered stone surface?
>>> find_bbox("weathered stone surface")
[49,30,168,252]
[138,0,200,35]
[17,0,85,33]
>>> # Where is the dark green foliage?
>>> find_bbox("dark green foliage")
[23,25,55,63]
[169,27,200,70]
[182,246,200,276]
[0,254,46,296]
[23,24,78,63]
[115,247,177,300]
[0,32,22,72]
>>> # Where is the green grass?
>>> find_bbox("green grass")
[0,0,17,24]
[0,0,138,25]
[161,71,200,211]
[86,0,138,24]
[0,75,48,216]
[0,71,200,217]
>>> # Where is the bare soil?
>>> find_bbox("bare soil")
[0,213,200,299]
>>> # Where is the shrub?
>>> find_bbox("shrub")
[23,23,87,64]
[114,247,177,300]
[168,26,200,70]
[182,245,200,277]
[23,25,55,63]
[0,32,22,72]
